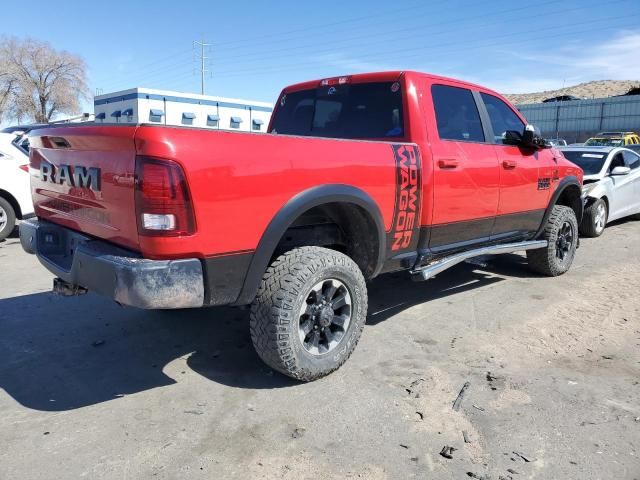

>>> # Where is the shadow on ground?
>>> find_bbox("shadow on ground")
[0,254,537,412]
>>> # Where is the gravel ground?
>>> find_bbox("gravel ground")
[0,220,639,480]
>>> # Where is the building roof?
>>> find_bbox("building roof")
[94,87,273,109]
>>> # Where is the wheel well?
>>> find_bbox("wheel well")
[273,202,380,278]
[0,189,22,219]
[555,184,582,221]
[584,195,607,210]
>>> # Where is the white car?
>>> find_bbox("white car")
[559,146,640,237]
[0,132,33,240]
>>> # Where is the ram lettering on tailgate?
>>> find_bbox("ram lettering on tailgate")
[40,163,101,192]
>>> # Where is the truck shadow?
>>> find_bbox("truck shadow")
[0,255,537,412]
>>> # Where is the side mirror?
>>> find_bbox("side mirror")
[521,124,550,149]
[611,166,631,176]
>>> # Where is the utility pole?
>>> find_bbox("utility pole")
[193,38,211,95]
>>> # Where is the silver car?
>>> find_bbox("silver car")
[559,146,640,237]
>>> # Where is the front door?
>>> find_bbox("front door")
[427,83,500,252]
[478,92,553,240]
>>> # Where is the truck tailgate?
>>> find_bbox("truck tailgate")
[29,126,140,251]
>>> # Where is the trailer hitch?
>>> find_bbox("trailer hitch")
[53,278,88,297]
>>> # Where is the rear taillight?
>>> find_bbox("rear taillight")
[19,164,29,172]
[134,156,196,236]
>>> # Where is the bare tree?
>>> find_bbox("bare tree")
[0,57,18,123]
[0,37,89,124]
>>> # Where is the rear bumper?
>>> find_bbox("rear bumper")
[19,219,205,309]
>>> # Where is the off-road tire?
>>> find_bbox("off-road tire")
[580,198,607,237]
[250,246,368,381]
[0,197,16,241]
[527,205,578,276]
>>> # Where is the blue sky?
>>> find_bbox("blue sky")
[3,0,640,108]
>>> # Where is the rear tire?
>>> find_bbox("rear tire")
[250,246,367,382]
[580,198,607,237]
[527,205,578,276]
[0,197,16,241]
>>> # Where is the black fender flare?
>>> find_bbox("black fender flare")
[232,184,386,306]
[535,176,583,238]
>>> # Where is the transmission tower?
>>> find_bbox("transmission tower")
[193,39,211,95]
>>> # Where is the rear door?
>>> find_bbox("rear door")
[478,92,553,240]
[626,150,640,214]
[616,149,640,216]
[426,83,500,252]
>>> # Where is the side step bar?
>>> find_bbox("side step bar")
[410,240,548,281]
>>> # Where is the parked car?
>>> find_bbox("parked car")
[585,132,640,147]
[542,95,581,103]
[1,123,51,135]
[559,146,640,236]
[0,132,34,240]
[20,71,583,381]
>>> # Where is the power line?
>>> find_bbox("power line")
[209,0,429,50]
[215,0,561,56]
[102,0,564,91]
[98,0,637,96]
[109,0,564,90]
[210,16,640,79]
[144,14,638,97]
[211,0,615,68]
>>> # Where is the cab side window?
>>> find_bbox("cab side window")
[432,85,484,142]
[480,93,525,144]
[623,150,640,169]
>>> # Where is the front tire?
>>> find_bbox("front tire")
[0,197,16,241]
[580,198,607,237]
[250,247,368,381]
[527,205,578,276]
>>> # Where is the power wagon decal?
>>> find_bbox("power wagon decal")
[388,144,422,254]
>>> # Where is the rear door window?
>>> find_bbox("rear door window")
[431,85,484,142]
[270,81,404,140]
[480,93,525,144]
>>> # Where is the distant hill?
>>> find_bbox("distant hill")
[503,80,640,105]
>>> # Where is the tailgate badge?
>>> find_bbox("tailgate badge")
[40,163,101,191]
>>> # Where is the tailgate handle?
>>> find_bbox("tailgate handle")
[438,158,459,169]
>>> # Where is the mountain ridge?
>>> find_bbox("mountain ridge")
[503,80,640,105]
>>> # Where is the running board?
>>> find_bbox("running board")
[410,240,548,281]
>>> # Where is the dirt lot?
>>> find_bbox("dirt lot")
[0,220,639,480]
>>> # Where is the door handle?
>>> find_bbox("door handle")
[502,159,517,169]
[438,159,459,169]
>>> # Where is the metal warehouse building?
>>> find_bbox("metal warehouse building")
[517,95,640,143]
[94,88,273,132]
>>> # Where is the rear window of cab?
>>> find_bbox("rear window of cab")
[270,82,404,140]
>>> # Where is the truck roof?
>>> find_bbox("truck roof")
[282,70,504,98]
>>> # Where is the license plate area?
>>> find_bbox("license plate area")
[36,226,88,272]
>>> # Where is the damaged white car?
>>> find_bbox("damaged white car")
[559,146,640,237]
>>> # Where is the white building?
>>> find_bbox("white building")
[94,88,273,133]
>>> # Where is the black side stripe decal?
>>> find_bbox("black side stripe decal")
[387,144,422,256]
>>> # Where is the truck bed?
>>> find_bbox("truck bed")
[30,124,404,259]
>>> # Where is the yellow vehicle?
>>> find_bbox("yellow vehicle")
[585,131,640,147]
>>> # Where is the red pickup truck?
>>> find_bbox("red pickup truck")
[20,71,583,381]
